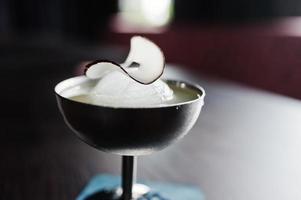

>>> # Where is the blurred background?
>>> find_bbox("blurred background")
[1,0,301,199]
[1,0,301,140]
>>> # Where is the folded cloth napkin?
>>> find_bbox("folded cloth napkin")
[77,174,205,200]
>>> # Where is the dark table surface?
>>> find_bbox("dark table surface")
[1,65,301,200]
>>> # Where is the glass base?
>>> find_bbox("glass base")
[84,184,166,200]
[116,184,150,199]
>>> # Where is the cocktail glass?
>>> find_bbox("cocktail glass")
[55,76,205,200]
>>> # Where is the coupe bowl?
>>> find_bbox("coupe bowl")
[55,76,205,155]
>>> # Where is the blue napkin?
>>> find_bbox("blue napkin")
[77,174,205,200]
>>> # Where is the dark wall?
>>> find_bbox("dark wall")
[2,0,301,39]
[0,0,117,41]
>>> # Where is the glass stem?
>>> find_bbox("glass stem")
[121,155,137,200]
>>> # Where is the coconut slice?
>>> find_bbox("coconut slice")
[85,36,165,84]
[84,60,121,79]
[122,36,165,84]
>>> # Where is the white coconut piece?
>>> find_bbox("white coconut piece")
[122,36,165,84]
[85,36,165,84]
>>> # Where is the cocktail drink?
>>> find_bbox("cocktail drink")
[55,36,205,199]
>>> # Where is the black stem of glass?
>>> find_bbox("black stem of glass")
[121,156,137,200]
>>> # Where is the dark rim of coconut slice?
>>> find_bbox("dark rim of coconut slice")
[84,60,164,85]
[84,59,118,74]
[84,36,165,85]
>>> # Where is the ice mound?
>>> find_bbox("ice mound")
[89,71,173,107]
